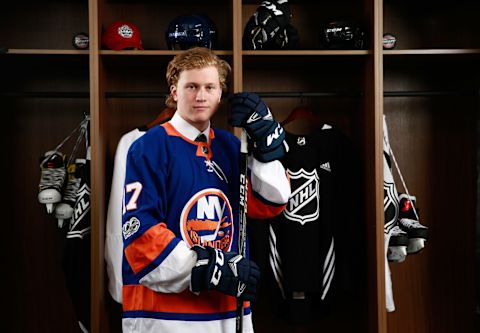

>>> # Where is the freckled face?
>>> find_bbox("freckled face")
[170,66,222,131]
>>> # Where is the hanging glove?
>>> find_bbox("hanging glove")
[229,92,288,162]
[190,245,260,301]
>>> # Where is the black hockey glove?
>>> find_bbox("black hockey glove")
[190,245,260,301]
[243,0,292,50]
[229,92,288,162]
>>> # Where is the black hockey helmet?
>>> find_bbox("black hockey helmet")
[319,21,366,50]
[165,14,217,50]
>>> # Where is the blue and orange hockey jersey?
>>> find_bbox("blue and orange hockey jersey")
[121,113,290,333]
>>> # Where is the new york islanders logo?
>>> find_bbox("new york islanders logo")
[180,189,234,251]
[283,168,320,225]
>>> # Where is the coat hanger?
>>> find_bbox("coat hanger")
[281,92,319,126]
[145,107,176,129]
[280,94,322,135]
[281,105,318,126]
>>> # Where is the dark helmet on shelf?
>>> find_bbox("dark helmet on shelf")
[165,14,217,50]
[242,0,295,50]
[319,21,366,50]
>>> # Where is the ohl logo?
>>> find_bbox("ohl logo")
[180,188,234,251]
[283,168,320,225]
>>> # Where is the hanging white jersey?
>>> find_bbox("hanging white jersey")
[383,115,399,312]
[105,128,146,303]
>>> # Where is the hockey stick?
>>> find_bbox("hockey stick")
[235,129,248,333]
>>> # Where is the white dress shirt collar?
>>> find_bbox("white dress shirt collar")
[170,112,210,142]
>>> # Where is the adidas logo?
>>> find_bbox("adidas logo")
[320,162,331,172]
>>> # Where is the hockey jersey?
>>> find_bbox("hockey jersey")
[383,115,399,312]
[64,148,91,332]
[120,113,290,333]
[254,125,362,321]
[105,128,146,303]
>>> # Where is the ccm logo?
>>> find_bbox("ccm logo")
[266,123,284,146]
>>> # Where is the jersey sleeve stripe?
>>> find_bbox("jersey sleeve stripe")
[122,285,250,315]
[247,183,287,219]
[123,309,251,322]
[125,223,176,274]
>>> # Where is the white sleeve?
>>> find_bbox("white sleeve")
[248,157,290,205]
[385,230,396,312]
[139,242,197,293]
[105,129,145,303]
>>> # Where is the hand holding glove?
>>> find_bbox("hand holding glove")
[229,92,288,162]
[190,245,260,301]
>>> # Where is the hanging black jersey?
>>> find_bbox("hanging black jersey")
[265,124,362,308]
[63,147,91,332]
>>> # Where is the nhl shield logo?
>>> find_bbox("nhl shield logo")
[283,168,320,225]
[383,150,399,235]
[383,180,399,234]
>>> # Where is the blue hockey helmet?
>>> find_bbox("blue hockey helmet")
[165,14,217,50]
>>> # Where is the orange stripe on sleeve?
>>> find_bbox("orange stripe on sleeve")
[246,178,287,219]
[124,223,176,274]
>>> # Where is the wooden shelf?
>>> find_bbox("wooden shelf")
[99,50,233,56]
[6,49,89,55]
[243,50,372,56]
[383,48,480,55]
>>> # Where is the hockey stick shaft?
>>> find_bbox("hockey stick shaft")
[235,129,248,333]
